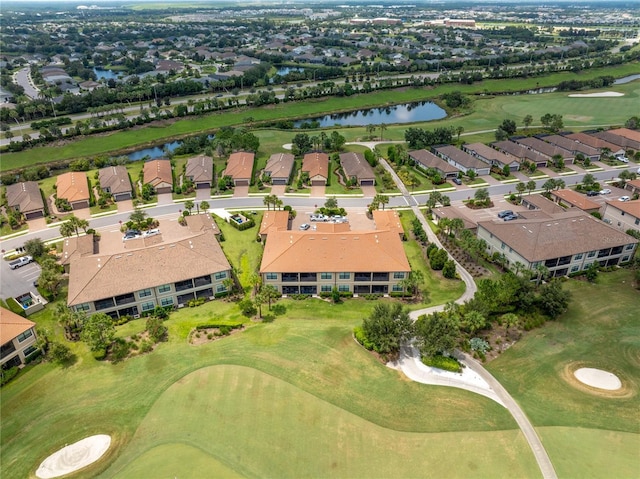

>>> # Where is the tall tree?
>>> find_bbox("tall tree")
[80,313,115,352]
[415,311,460,358]
[361,303,413,355]
[526,180,537,195]
[60,215,89,237]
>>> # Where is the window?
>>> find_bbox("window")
[583,262,592,270]
[175,279,194,291]
[160,297,174,307]
[216,284,227,293]
[94,298,115,311]
[635,219,639,225]
[321,285,332,292]
[339,272,350,280]
[587,251,596,258]
[621,256,630,263]
[75,303,91,312]
[141,301,155,312]
[266,273,277,280]
[570,265,579,273]
[320,273,332,280]
[214,271,227,280]
[16,329,33,343]
[157,284,171,294]
[392,284,403,292]
[393,272,405,279]
[138,289,152,298]
[23,345,38,357]
[338,285,350,292]
[501,242,505,250]
[574,253,583,260]
[626,244,635,250]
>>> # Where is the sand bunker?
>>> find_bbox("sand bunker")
[36,435,111,479]
[574,368,621,390]
[568,91,624,98]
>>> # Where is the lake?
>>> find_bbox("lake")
[127,141,182,161]
[93,68,121,80]
[614,74,640,85]
[294,101,446,127]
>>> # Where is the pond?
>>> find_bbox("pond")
[93,68,122,80]
[613,74,640,85]
[293,101,446,127]
[127,141,182,161]
[275,67,306,76]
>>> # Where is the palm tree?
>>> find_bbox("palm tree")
[200,201,210,213]
[516,181,526,200]
[366,124,376,139]
[455,126,464,143]
[60,215,89,237]
[379,123,387,141]
[535,263,549,286]
[526,180,537,195]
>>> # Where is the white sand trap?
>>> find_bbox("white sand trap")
[36,435,111,479]
[574,368,621,390]
[568,91,624,98]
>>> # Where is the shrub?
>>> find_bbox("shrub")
[353,326,374,350]
[239,299,257,316]
[49,343,73,365]
[422,354,462,373]
[0,367,19,386]
[442,260,457,278]
[93,348,107,361]
[110,339,131,364]
[146,316,168,342]
[139,341,153,353]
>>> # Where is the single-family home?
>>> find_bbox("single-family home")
[477,210,638,277]
[591,130,640,154]
[185,155,213,189]
[564,132,625,158]
[5,181,46,219]
[224,151,255,186]
[491,141,549,168]
[98,165,133,201]
[264,153,295,185]
[608,128,640,145]
[602,199,640,233]
[408,149,460,179]
[143,159,173,194]
[433,145,491,176]
[56,172,90,210]
[302,152,329,186]
[339,152,376,186]
[260,229,411,296]
[67,230,232,319]
[0,308,39,370]
[549,189,601,214]
[513,137,575,164]
[463,142,521,171]
[541,135,600,162]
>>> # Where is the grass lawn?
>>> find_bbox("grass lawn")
[487,269,640,476]
[214,215,263,291]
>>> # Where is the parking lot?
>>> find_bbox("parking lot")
[1,260,41,301]
[292,207,377,232]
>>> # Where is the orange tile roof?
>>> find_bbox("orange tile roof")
[56,172,89,203]
[609,128,640,143]
[143,159,173,187]
[314,222,351,233]
[551,189,601,211]
[225,151,255,180]
[302,152,329,179]
[260,229,410,273]
[0,308,35,345]
[259,211,290,235]
[605,199,640,218]
[372,210,404,236]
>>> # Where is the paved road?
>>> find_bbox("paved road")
[14,67,40,100]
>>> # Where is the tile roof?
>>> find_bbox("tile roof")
[432,206,476,230]
[98,165,132,195]
[372,210,405,236]
[60,234,96,266]
[608,128,640,143]
[464,142,518,166]
[314,222,351,233]
[604,199,640,218]
[302,152,329,179]
[185,214,220,234]
[592,131,640,151]
[143,159,173,187]
[492,141,548,164]
[513,137,573,159]
[550,189,601,211]
[5,181,44,214]
[67,230,230,306]
[541,134,600,157]
[0,307,35,345]
[478,212,637,263]
[408,149,459,173]
[224,151,255,180]
[565,132,622,153]
[339,152,376,180]
[185,155,213,183]
[264,153,295,180]
[260,229,411,273]
[433,145,488,170]
[56,172,89,203]
[259,210,290,236]
[521,194,566,215]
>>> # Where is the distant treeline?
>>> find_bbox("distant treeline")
[556,75,615,92]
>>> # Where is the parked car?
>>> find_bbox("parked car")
[503,214,519,221]
[9,255,33,270]
[452,177,462,185]
[143,228,160,238]
[310,214,327,222]
[599,189,611,195]
[299,223,310,230]
[122,229,141,241]
[586,190,599,197]
[616,155,629,163]
[618,196,630,202]
[497,210,514,218]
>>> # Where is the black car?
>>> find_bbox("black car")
[586,190,599,197]
[122,229,141,241]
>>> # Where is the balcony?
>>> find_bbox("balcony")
[175,279,195,292]
[194,275,212,287]
[94,298,115,311]
[372,273,389,282]
[282,273,298,283]
[299,273,317,282]
[354,273,372,282]
[115,293,135,306]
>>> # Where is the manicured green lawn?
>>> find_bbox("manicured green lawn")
[214,215,263,291]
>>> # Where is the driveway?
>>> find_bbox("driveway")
[361,185,377,197]
[0,260,40,301]
[310,185,326,197]
[156,193,174,205]
[116,199,134,213]
[27,217,48,232]
[270,185,286,198]
[233,185,249,197]
[196,188,211,200]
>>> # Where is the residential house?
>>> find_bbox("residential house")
[591,130,640,154]
[491,141,549,168]
[259,210,290,240]
[185,155,213,189]
[608,128,640,145]
[224,151,255,186]
[0,308,39,370]
[541,135,600,162]
[67,230,232,318]
[260,229,411,296]
[549,189,601,214]
[433,145,490,176]
[264,153,295,185]
[463,143,520,171]
[602,200,640,233]
[302,152,329,186]
[56,172,90,210]
[98,166,133,201]
[143,159,173,194]
[339,152,376,186]
[477,211,638,277]
[564,132,625,157]
[513,137,574,164]
[60,234,96,273]
[408,149,460,179]
[5,181,45,219]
